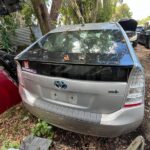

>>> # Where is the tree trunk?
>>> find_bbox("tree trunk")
[49,0,62,29]
[92,0,101,23]
[68,0,85,24]
[31,0,50,35]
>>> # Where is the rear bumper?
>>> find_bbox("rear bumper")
[20,86,144,137]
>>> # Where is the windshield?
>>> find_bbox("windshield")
[19,30,133,65]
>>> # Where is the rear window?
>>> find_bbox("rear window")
[19,30,133,65]
[136,27,143,32]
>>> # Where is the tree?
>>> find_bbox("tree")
[30,0,62,34]
[139,16,150,25]
[50,0,62,29]
[98,0,114,22]
[60,0,120,24]
[30,0,50,34]
[21,1,34,27]
[0,15,18,49]
[112,3,132,21]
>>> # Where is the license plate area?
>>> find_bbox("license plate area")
[50,90,78,105]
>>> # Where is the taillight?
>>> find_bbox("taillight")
[124,67,145,107]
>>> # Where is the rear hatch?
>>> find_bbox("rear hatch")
[119,19,138,31]
[16,29,134,114]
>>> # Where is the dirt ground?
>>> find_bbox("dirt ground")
[1,44,150,150]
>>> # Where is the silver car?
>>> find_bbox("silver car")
[15,23,145,137]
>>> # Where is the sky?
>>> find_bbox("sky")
[124,0,150,20]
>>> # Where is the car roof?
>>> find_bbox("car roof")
[50,22,120,33]
[137,26,144,28]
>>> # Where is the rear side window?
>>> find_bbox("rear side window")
[19,30,133,65]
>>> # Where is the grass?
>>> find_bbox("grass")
[1,140,20,150]
[0,103,37,148]
[0,103,54,149]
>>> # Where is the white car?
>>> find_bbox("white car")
[15,22,145,137]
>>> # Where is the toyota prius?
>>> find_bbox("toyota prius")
[15,23,145,137]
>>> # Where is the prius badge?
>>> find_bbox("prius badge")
[54,81,67,89]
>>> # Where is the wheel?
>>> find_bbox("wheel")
[132,41,137,47]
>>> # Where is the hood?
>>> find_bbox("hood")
[119,19,138,31]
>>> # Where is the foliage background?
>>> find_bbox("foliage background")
[0,0,133,49]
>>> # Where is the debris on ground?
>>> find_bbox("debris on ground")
[19,135,52,150]
[0,104,37,148]
[127,136,145,150]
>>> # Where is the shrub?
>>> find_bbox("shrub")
[31,119,54,139]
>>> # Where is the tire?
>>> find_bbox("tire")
[132,41,137,47]
[146,38,150,49]
[148,38,150,49]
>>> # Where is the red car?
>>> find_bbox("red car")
[0,53,21,114]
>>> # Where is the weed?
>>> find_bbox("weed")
[1,140,20,150]
[31,119,54,139]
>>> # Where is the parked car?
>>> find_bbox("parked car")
[136,26,144,34]
[138,29,150,48]
[15,23,145,137]
[0,51,21,114]
[136,26,144,39]
[119,19,138,47]
[0,67,21,114]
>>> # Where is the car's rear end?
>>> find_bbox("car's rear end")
[119,19,138,47]
[15,23,145,137]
